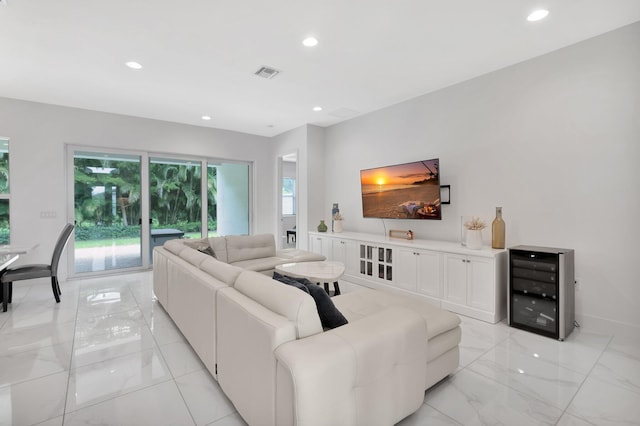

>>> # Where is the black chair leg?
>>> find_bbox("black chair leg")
[51,277,61,303]
[2,281,8,312]
[8,282,12,303]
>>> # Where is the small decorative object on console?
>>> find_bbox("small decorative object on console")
[389,229,414,240]
[331,203,340,232]
[333,212,344,233]
[464,217,486,249]
[317,220,328,232]
[492,207,505,249]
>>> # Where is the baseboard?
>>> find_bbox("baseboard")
[575,313,640,339]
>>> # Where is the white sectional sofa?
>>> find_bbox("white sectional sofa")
[153,234,461,426]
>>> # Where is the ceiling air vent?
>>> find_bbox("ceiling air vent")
[254,66,281,79]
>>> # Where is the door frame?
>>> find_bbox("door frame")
[276,150,298,249]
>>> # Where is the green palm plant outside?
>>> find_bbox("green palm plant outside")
[73,156,220,242]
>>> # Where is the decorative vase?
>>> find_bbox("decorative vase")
[466,229,483,250]
[491,207,505,249]
[333,220,344,233]
[317,220,328,232]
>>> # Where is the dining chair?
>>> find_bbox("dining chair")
[1,223,75,312]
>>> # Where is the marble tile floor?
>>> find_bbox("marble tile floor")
[0,271,637,426]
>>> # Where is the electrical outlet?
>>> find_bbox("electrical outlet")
[40,211,57,219]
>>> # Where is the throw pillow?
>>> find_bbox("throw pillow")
[197,245,216,258]
[272,272,310,294]
[273,272,348,329]
[301,280,348,329]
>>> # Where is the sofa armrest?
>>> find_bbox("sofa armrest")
[274,306,428,426]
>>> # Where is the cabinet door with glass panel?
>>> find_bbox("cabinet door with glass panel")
[358,243,393,283]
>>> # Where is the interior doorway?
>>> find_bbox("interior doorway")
[278,152,298,249]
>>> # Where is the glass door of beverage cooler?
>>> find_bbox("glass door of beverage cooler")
[509,250,559,339]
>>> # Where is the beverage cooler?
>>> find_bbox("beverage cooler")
[508,246,575,340]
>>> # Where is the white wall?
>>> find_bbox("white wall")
[307,125,326,236]
[323,23,640,333]
[0,98,272,277]
[272,124,328,250]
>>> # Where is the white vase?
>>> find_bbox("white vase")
[466,229,483,249]
[333,220,344,233]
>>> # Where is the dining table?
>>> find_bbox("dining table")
[0,244,38,312]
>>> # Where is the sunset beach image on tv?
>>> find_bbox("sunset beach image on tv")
[360,159,441,220]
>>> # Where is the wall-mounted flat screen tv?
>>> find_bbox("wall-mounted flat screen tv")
[360,158,441,220]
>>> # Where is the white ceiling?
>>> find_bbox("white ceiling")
[1,1,639,138]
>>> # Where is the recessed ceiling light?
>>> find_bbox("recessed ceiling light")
[125,61,143,70]
[201,115,212,121]
[312,106,322,112]
[527,9,549,22]
[303,37,318,47]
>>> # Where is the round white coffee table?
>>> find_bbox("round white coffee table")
[275,261,345,295]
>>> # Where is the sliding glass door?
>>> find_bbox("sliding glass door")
[70,148,251,275]
[148,157,202,261]
[73,151,142,273]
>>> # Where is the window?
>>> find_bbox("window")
[282,177,296,215]
[0,138,9,244]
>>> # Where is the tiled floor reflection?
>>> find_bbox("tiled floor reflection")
[0,271,638,425]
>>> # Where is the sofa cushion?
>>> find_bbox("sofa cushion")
[231,256,289,272]
[234,270,322,339]
[208,236,228,263]
[225,234,276,264]
[333,288,460,340]
[200,257,243,286]
[273,273,348,330]
[178,248,211,267]
[333,288,461,362]
[164,239,187,256]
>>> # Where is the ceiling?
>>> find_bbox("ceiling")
[1,1,639,138]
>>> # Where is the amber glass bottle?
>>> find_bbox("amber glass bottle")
[492,207,505,249]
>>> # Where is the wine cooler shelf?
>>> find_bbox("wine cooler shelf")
[508,245,575,340]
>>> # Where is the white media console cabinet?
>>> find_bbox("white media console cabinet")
[309,231,508,323]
